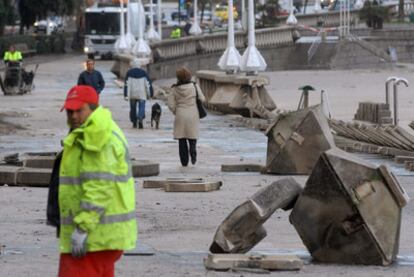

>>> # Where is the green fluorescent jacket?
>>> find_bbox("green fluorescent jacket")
[59,106,137,253]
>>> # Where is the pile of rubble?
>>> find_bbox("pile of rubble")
[207,104,410,272]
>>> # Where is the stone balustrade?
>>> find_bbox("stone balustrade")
[148,10,363,62]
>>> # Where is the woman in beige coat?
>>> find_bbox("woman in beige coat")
[168,67,206,166]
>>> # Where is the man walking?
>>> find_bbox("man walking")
[77,59,105,94]
[58,85,137,277]
[124,59,153,129]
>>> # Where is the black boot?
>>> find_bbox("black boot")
[132,121,137,128]
[138,121,143,129]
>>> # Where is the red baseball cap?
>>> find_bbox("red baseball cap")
[61,85,99,111]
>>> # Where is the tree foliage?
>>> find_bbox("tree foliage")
[18,0,76,33]
[0,0,14,35]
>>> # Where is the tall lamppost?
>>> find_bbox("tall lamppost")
[218,0,241,73]
[146,0,161,41]
[132,0,151,57]
[240,0,267,74]
[189,0,202,35]
[115,0,129,53]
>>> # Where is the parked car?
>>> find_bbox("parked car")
[34,16,64,34]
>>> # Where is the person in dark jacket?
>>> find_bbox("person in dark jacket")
[77,59,105,94]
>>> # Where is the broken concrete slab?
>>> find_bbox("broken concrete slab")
[221,164,263,172]
[23,156,56,169]
[265,105,336,174]
[143,178,203,189]
[131,160,159,177]
[16,168,52,187]
[164,181,222,192]
[290,148,409,265]
[204,254,303,271]
[210,178,302,254]
[0,166,21,185]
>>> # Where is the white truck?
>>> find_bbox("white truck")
[83,4,126,59]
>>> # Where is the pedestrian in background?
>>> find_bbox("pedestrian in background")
[57,85,137,277]
[77,59,105,94]
[124,58,153,129]
[168,67,205,167]
[3,44,22,65]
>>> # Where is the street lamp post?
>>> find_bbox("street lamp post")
[146,0,161,41]
[240,0,267,74]
[189,0,202,35]
[132,0,151,57]
[218,0,241,73]
[115,0,129,53]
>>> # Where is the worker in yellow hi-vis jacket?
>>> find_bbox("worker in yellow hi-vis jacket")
[57,85,137,277]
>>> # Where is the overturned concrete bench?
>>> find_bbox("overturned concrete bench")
[210,178,302,254]
[131,160,159,177]
[221,164,263,172]
[265,105,336,174]
[290,148,409,265]
[204,254,303,271]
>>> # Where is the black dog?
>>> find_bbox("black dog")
[151,103,162,129]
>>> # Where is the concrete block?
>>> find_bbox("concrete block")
[210,178,302,253]
[265,105,336,174]
[164,181,222,192]
[290,148,407,265]
[131,160,159,177]
[16,168,52,187]
[204,254,303,271]
[221,164,263,172]
[0,166,21,185]
[23,156,56,169]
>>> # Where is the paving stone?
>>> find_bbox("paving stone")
[290,148,408,265]
[23,156,56,169]
[164,181,222,192]
[221,164,263,172]
[204,254,303,271]
[16,168,52,187]
[131,160,159,177]
[210,178,302,253]
[143,178,203,189]
[0,166,21,185]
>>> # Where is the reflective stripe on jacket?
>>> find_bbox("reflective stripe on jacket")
[59,106,137,253]
[3,51,22,62]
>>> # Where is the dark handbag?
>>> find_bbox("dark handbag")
[194,83,207,119]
